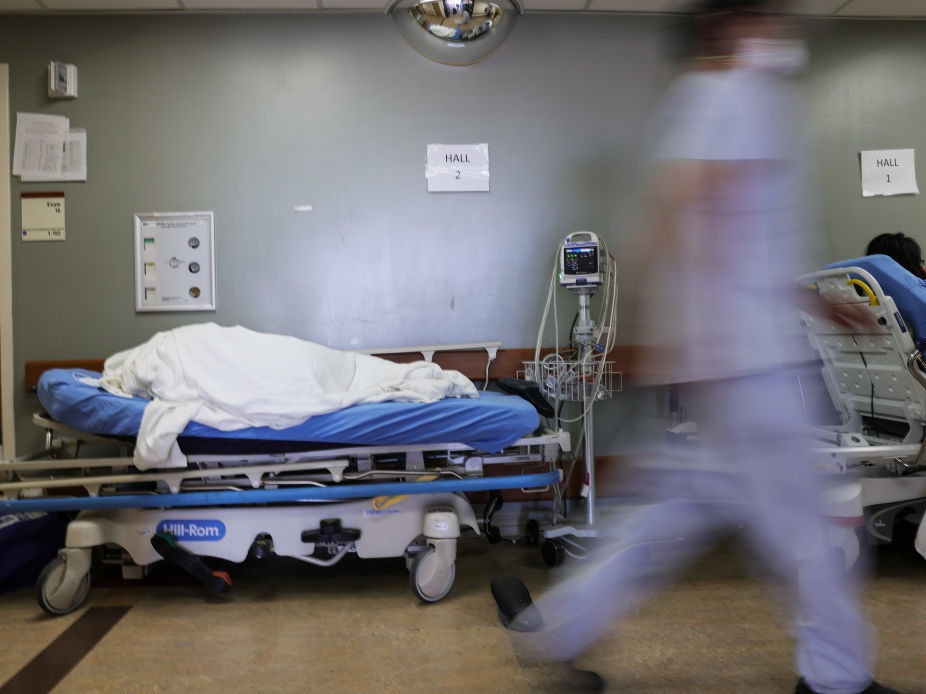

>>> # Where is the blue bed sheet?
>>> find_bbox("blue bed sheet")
[826,254,926,349]
[37,369,540,453]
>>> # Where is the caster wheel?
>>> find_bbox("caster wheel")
[524,519,540,547]
[541,539,566,567]
[409,546,455,603]
[36,556,91,616]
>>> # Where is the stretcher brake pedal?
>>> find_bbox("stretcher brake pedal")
[151,531,232,594]
[301,518,361,545]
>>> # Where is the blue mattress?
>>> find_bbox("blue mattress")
[37,369,540,453]
[826,254,926,349]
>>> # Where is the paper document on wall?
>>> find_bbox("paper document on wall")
[860,148,918,197]
[63,129,87,181]
[12,113,68,180]
[13,114,87,182]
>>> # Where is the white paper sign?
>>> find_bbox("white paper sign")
[21,193,66,242]
[426,143,490,192]
[860,149,919,197]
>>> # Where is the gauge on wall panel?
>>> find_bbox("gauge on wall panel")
[134,211,216,312]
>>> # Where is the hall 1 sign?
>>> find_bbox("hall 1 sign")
[426,143,490,192]
[860,148,919,197]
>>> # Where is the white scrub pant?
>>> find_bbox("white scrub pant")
[916,511,926,561]
[518,370,873,694]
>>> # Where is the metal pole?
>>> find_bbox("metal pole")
[584,396,596,526]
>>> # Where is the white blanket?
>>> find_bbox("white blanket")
[100,323,478,469]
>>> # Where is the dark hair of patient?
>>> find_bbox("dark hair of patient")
[866,232,926,279]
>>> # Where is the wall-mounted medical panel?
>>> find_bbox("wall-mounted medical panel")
[134,211,216,312]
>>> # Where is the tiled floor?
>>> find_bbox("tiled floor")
[1,528,924,694]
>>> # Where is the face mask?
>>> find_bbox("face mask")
[736,38,809,75]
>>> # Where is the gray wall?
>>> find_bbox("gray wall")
[806,20,926,253]
[4,14,926,454]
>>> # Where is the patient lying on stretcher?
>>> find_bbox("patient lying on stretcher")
[865,232,926,280]
[100,323,478,469]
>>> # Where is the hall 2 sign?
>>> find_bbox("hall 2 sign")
[860,148,919,197]
[426,144,490,192]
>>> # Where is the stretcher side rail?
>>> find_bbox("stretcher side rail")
[2,412,571,508]
[0,471,564,513]
[811,441,925,474]
[27,411,570,468]
[0,458,352,497]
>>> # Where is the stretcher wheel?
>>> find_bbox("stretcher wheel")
[541,539,565,567]
[409,546,455,603]
[36,556,91,616]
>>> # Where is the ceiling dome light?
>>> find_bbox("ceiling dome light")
[386,0,521,66]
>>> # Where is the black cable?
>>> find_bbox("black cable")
[483,490,526,545]
[568,312,579,353]
[484,490,504,544]
[852,335,879,438]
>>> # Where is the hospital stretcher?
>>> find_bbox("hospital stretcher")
[800,255,926,565]
[0,368,567,614]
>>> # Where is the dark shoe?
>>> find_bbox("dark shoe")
[497,377,556,418]
[490,575,543,632]
[491,577,605,691]
[796,677,904,694]
[525,661,605,693]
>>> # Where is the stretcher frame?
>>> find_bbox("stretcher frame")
[1,405,568,615]
[799,265,926,563]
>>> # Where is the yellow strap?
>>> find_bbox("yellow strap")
[847,279,879,307]
[371,475,439,511]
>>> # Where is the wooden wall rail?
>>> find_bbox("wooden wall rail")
[25,360,105,391]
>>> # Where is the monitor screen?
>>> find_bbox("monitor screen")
[563,246,598,275]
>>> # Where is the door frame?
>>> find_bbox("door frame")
[1,64,15,460]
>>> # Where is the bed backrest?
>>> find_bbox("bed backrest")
[827,255,926,350]
[801,258,926,444]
